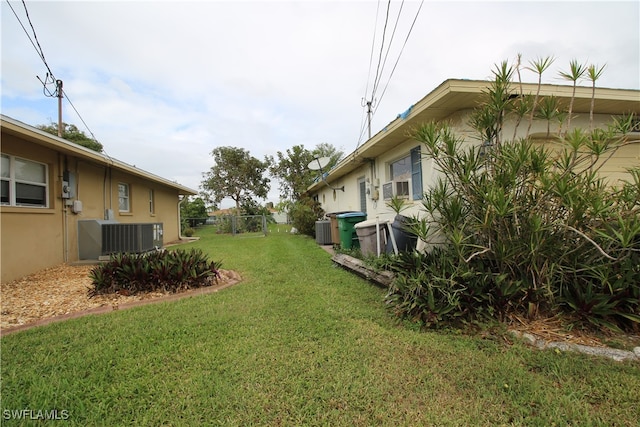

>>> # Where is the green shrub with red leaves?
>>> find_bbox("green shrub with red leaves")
[89,248,221,296]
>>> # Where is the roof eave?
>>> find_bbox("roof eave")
[1,115,198,196]
[306,79,640,193]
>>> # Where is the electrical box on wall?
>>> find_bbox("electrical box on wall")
[62,171,76,199]
[72,200,83,214]
[62,181,71,199]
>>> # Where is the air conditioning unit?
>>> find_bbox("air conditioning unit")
[78,220,163,260]
[382,179,411,200]
[315,220,332,245]
[102,223,163,255]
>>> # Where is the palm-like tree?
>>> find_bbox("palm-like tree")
[586,64,606,130]
[524,56,555,137]
[558,60,587,134]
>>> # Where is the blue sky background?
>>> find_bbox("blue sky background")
[2,0,639,207]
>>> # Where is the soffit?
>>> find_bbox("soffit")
[310,79,640,191]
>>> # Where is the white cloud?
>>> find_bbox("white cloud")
[2,0,638,207]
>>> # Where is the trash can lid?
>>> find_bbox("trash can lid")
[327,211,355,218]
[354,218,390,228]
[336,212,366,219]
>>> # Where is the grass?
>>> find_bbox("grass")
[1,225,639,426]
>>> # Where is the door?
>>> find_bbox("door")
[358,178,367,213]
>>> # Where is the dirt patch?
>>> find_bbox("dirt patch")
[1,263,241,334]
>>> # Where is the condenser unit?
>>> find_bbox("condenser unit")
[78,220,163,260]
[315,220,333,245]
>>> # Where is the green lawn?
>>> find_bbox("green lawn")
[1,226,639,426]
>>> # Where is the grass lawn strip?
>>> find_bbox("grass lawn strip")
[1,226,638,426]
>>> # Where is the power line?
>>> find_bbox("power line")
[356,0,424,149]
[369,0,392,102]
[5,0,56,96]
[373,0,424,117]
[357,0,391,148]
[5,0,102,147]
[361,0,382,109]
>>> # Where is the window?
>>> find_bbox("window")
[358,177,367,213]
[390,155,411,181]
[149,189,155,214]
[1,154,49,207]
[385,147,423,200]
[118,183,130,212]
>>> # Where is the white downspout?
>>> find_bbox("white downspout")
[178,195,185,240]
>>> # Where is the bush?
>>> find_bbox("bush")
[385,58,640,331]
[289,197,324,237]
[89,249,222,296]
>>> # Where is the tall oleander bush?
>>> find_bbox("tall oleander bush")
[385,57,640,331]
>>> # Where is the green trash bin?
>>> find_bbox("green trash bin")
[337,212,367,249]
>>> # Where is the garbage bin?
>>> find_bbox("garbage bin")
[327,211,354,245]
[386,214,418,253]
[337,212,367,249]
[355,218,389,256]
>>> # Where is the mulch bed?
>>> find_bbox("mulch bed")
[1,263,242,336]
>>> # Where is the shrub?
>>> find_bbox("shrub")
[385,57,640,331]
[89,249,222,296]
[288,197,324,237]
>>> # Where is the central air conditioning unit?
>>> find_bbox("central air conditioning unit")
[315,220,332,245]
[382,179,411,200]
[102,223,163,255]
[78,220,163,260]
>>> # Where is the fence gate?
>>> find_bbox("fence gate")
[231,214,267,237]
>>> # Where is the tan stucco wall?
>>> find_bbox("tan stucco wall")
[1,133,184,283]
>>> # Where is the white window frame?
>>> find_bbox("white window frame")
[389,154,411,181]
[118,183,130,212]
[1,154,49,208]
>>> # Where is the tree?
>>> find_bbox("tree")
[37,122,103,152]
[267,145,316,201]
[312,142,343,171]
[201,146,270,210]
[180,196,209,228]
[268,143,343,201]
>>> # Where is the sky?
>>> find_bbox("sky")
[2,0,639,208]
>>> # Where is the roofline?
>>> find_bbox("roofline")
[1,115,198,196]
[307,78,640,193]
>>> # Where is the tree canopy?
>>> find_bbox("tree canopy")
[267,143,343,201]
[180,196,209,228]
[37,122,103,152]
[201,146,270,209]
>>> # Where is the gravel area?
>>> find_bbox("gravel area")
[1,263,240,330]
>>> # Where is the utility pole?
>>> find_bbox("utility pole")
[361,98,376,140]
[56,79,63,137]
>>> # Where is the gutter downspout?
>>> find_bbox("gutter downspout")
[177,195,185,240]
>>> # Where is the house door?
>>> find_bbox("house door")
[358,178,367,213]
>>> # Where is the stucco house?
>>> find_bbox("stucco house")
[307,79,639,246]
[1,115,197,283]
